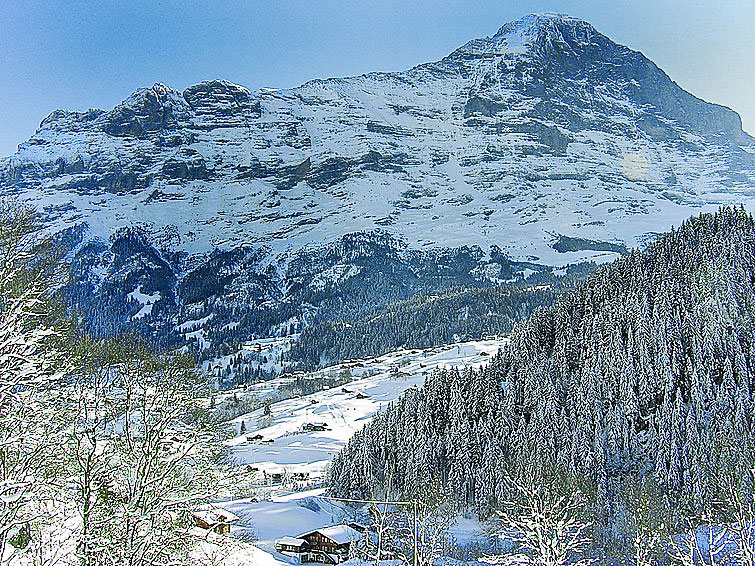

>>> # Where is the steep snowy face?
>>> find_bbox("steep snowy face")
[1,13,754,266]
[479,13,747,142]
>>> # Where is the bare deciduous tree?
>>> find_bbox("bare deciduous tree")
[486,469,595,566]
[66,339,236,566]
[0,203,69,563]
[718,464,755,566]
[667,518,730,566]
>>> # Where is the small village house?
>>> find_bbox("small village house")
[275,536,309,563]
[303,422,330,432]
[191,506,239,535]
[262,466,286,486]
[275,524,362,564]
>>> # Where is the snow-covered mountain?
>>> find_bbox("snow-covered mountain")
[4,13,754,261]
[2,13,754,352]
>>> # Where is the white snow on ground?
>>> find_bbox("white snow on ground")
[190,528,289,566]
[126,285,161,319]
[221,489,489,563]
[227,339,507,479]
[203,335,298,382]
[213,339,507,564]
[223,491,347,557]
[202,338,299,390]
[177,315,214,349]
[177,313,214,332]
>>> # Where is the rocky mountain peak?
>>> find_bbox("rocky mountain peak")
[492,12,598,51]
[102,82,190,138]
[2,13,754,274]
[182,80,259,126]
[183,80,251,100]
[113,83,187,113]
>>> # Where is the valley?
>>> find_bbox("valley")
[2,10,755,566]
[209,339,505,564]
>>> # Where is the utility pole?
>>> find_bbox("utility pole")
[412,498,418,566]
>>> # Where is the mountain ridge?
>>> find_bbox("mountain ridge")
[2,14,755,359]
[3,13,753,266]
[32,14,749,144]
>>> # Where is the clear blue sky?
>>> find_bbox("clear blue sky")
[1,0,753,156]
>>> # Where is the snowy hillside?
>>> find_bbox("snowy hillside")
[212,339,504,563]
[224,338,505,480]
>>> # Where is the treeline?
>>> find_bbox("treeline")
[328,207,755,557]
[195,238,563,368]
[61,222,597,376]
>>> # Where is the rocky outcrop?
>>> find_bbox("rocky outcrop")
[102,84,191,137]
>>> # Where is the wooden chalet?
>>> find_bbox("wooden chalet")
[275,524,362,564]
[191,506,239,535]
[275,536,309,562]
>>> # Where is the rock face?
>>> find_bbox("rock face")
[3,13,754,261]
[1,13,754,349]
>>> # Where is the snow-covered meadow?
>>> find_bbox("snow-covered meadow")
[225,339,506,480]
[212,339,507,564]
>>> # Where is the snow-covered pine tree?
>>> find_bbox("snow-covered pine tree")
[328,207,755,552]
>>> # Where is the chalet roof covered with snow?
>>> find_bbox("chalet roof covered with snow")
[299,524,362,545]
[192,506,240,525]
[275,537,308,547]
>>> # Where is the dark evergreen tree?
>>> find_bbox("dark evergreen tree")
[329,207,755,547]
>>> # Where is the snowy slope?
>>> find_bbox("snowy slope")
[2,13,753,267]
[222,492,350,559]
[214,339,505,562]
[226,339,506,479]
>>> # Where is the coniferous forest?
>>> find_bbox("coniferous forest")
[328,207,755,555]
[287,271,591,370]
